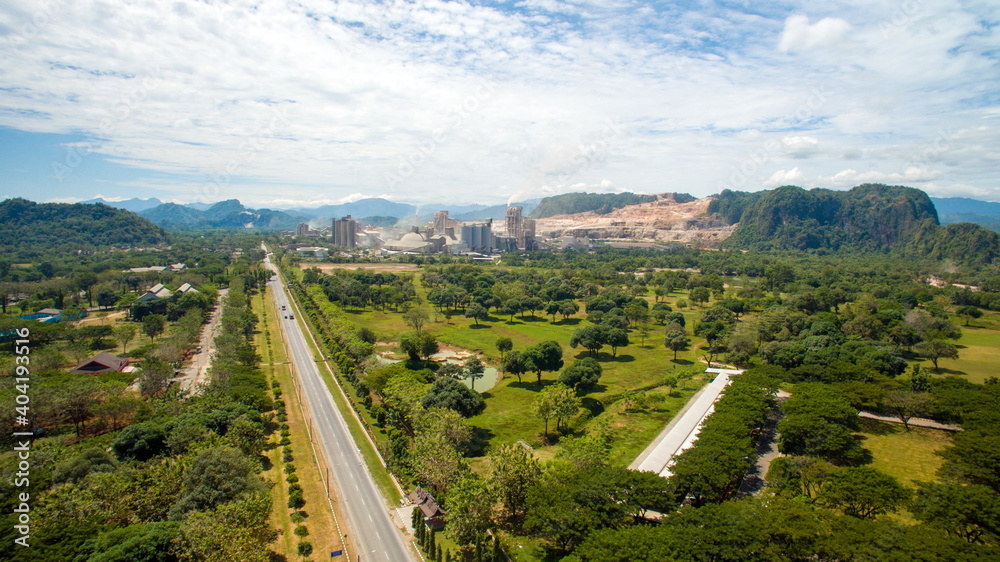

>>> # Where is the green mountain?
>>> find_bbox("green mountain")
[0,198,168,251]
[711,184,1000,265]
[528,192,673,219]
[140,199,301,230]
[139,202,203,229]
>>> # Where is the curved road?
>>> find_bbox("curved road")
[264,254,414,562]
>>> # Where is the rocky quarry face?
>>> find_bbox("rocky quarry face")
[535,194,736,246]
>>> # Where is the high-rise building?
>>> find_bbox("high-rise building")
[333,215,357,248]
[505,206,523,246]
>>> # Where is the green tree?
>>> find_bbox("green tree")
[569,325,606,357]
[956,305,983,327]
[558,357,603,394]
[114,322,138,354]
[549,383,581,432]
[138,359,173,398]
[225,414,267,457]
[465,302,487,325]
[689,287,711,306]
[911,482,1000,544]
[404,307,431,333]
[605,327,629,357]
[664,329,689,360]
[501,350,527,384]
[463,357,485,391]
[446,476,495,554]
[176,491,276,561]
[421,377,486,418]
[142,313,166,342]
[819,466,910,519]
[486,443,541,529]
[521,340,564,386]
[533,391,555,438]
[883,390,932,431]
[939,429,1000,493]
[914,338,959,370]
[411,434,466,499]
[495,337,513,362]
[169,447,262,520]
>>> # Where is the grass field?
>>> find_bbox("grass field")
[325,269,712,466]
[856,417,951,488]
[930,308,1000,384]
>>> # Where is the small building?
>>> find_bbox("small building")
[69,352,131,374]
[296,246,328,258]
[177,283,199,293]
[408,487,446,530]
[136,283,173,303]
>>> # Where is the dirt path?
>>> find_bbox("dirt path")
[176,288,228,394]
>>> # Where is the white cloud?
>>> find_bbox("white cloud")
[782,135,819,158]
[827,166,941,186]
[0,1,997,204]
[778,15,851,53]
[765,167,806,187]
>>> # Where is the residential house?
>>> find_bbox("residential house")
[69,352,133,374]
[408,487,446,530]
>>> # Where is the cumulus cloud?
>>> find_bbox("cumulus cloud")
[778,15,851,52]
[765,167,806,187]
[782,135,820,158]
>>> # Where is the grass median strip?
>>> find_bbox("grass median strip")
[256,291,350,560]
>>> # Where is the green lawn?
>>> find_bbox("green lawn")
[932,309,1000,384]
[326,270,712,465]
[857,418,951,488]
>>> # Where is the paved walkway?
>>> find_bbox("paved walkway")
[631,369,743,477]
[858,411,962,432]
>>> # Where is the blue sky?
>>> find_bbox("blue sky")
[1,0,998,207]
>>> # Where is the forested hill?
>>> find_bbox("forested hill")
[528,192,680,219]
[710,184,1000,264]
[0,197,168,251]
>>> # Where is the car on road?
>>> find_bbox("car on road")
[288,314,294,319]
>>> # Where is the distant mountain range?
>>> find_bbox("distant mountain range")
[100,197,544,230]
[282,198,541,223]
[82,197,164,213]
[139,199,305,231]
[930,197,1000,233]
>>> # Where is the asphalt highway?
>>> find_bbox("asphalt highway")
[264,254,414,562]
